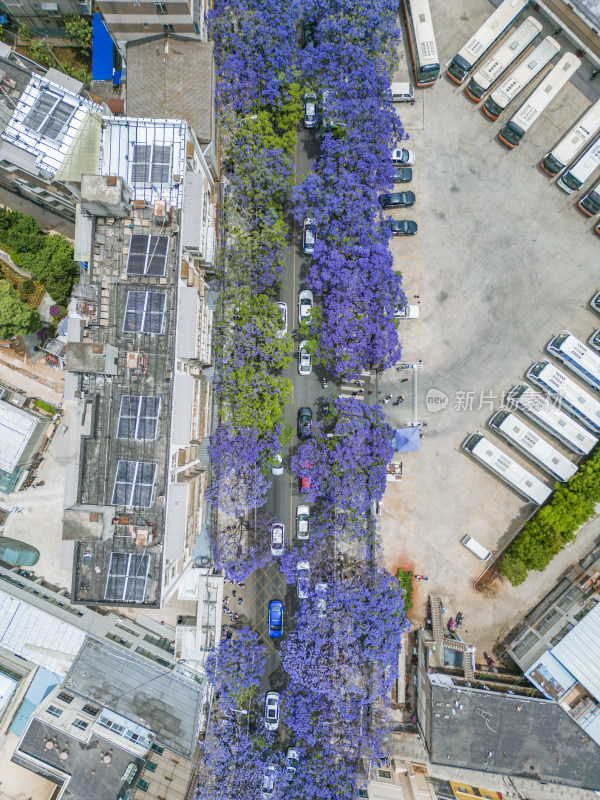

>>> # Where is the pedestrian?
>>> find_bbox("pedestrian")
[229,612,234,620]
[385,393,392,400]
[233,613,239,620]
[392,399,400,406]
[383,397,390,404]
[368,390,374,395]
[232,589,236,597]
[238,597,244,606]
[414,294,420,299]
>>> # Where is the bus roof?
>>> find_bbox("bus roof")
[507,53,580,133]
[548,331,600,388]
[544,98,600,171]
[490,37,561,108]
[457,0,528,66]
[561,136,600,184]
[470,17,542,93]
[527,361,600,431]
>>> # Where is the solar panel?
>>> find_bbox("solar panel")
[126,235,169,276]
[123,291,166,334]
[24,91,75,140]
[112,460,157,507]
[131,144,172,184]
[104,552,150,603]
[117,395,161,440]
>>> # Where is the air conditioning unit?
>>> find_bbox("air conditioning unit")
[154,199,168,218]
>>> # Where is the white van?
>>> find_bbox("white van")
[460,534,492,562]
[391,82,415,103]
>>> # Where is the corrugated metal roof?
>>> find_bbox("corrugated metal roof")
[55,112,102,183]
[552,602,600,701]
[171,373,194,446]
[92,13,114,81]
[181,171,204,251]
[176,285,198,359]
[0,400,37,472]
[165,482,188,561]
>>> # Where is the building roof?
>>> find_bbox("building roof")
[65,638,203,758]
[13,717,141,800]
[0,399,38,472]
[551,601,600,701]
[126,35,215,143]
[426,682,600,789]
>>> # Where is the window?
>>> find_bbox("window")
[117,395,161,440]
[105,552,151,603]
[57,691,73,704]
[82,704,99,717]
[115,623,140,637]
[358,791,368,799]
[145,761,157,773]
[378,770,392,779]
[72,718,88,731]
[137,779,150,792]
[162,23,174,32]
[24,91,76,141]
[557,586,584,611]
[106,632,133,648]
[99,715,125,735]
[135,647,172,669]
[126,235,169,276]
[154,1,167,12]
[123,291,167,335]
[151,743,164,755]
[131,145,172,185]
[112,460,157,507]
[47,705,62,718]
[511,631,539,660]
[535,608,561,635]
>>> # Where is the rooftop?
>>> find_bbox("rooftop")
[0,399,41,472]
[426,681,600,789]
[67,205,180,608]
[65,638,203,758]
[13,717,141,800]
[126,34,215,144]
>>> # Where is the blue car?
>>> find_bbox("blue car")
[269,599,284,639]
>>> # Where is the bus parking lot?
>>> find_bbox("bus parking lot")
[381,0,600,651]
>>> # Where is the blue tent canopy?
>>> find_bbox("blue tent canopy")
[395,426,421,452]
[92,13,114,81]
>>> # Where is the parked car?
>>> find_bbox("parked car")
[315,582,328,617]
[395,303,419,319]
[299,460,312,493]
[391,148,415,166]
[592,292,600,314]
[286,748,299,783]
[271,454,284,475]
[379,191,415,208]
[276,301,287,337]
[270,523,285,556]
[296,562,310,599]
[302,19,316,47]
[304,92,317,128]
[296,504,310,539]
[298,340,312,375]
[390,219,418,236]
[298,289,313,323]
[269,599,284,639]
[394,167,413,183]
[590,330,600,352]
[264,691,280,731]
[261,765,277,799]
[303,218,316,254]
[297,407,312,439]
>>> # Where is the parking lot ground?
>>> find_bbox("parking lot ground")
[380,0,600,658]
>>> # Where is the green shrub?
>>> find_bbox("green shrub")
[36,400,58,415]
[0,279,41,338]
[396,568,413,611]
[64,16,93,55]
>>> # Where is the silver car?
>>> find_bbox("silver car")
[303,219,316,254]
[264,691,280,731]
[304,92,317,128]
[270,523,285,556]
[296,561,310,599]
[298,289,314,323]
[298,340,312,376]
[296,504,310,539]
[276,301,287,338]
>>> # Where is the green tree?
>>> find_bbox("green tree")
[65,16,93,55]
[0,279,41,338]
[30,40,55,68]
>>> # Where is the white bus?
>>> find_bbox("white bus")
[482,37,561,121]
[489,410,577,482]
[402,0,439,87]
[465,17,542,102]
[540,98,600,175]
[463,433,552,504]
[527,361,600,433]
[556,135,600,194]
[547,331,600,392]
[577,179,600,216]
[498,53,580,147]
[447,0,528,85]
[507,384,597,454]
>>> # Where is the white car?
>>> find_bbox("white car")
[298,289,314,323]
[589,330,600,352]
[271,454,284,475]
[276,301,287,338]
[262,764,277,799]
[270,523,285,556]
[296,504,310,540]
[286,748,299,782]
[298,340,312,375]
[296,561,310,599]
[303,219,316,254]
[395,304,419,319]
[264,691,280,731]
[391,147,415,166]
[592,292,600,314]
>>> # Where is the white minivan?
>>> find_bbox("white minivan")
[460,534,492,562]
[391,82,415,103]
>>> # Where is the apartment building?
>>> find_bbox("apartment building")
[0,0,92,37]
